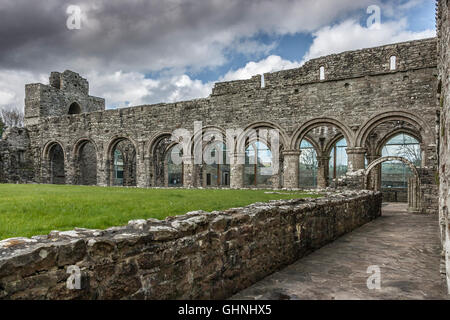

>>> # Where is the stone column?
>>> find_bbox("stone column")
[182,155,195,188]
[282,150,300,189]
[136,143,148,188]
[346,147,367,172]
[317,156,330,189]
[230,153,245,189]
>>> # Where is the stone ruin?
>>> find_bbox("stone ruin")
[0,0,448,298]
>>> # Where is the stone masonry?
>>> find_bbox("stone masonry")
[1,37,439,212]
[0,191,381,299]
[437,0,450,293]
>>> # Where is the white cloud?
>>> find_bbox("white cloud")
[87,71,213,108]
[221,55,301,81]
[303,18,436,62]
[0,70,47,112]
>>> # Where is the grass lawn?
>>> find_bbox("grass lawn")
[0,184,320,240]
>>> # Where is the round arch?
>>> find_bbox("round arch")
[355,110,433,148]
[237,121,288,154]
[105,136,138,187]
[290,118,354,150]
[364,156,421,212]
[375,128,422,156]
[72,138,99,185]
[68,102,82,115]
[42,141,66,185]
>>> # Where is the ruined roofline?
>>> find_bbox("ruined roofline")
[303,37,437,66]
[25,37,438,121]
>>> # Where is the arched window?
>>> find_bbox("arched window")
[319,66,325,80]
[299,140,318,188]
[380,133,421,201]
[329,138,348,181]
[390,56,397,70]
[244,141,273,187]
[167,145,183,187]
[203,142,230,187]
[68,102,81,114]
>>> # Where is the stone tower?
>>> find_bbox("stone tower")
[24,70,105,126]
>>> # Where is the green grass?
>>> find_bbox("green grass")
[0,184,320,240]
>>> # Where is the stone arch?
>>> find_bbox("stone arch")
[73,138,98,185]
[355,110,433,148]
[147,132,174,187]
[364,156,421,212]
[237,121,288,154]
[191,126,229,188]
[105,136,138,186]
[375,128,422,156]
[68,102,82,115]
[42,141,66,184]
[290,118,354,150]
[165,142,183,187]
[324,134,345,156]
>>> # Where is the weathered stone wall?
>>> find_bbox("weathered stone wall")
[437,0,450,293]
[22,38,438,196]
[0,127,34,183]
[0,190,381,300]
[24,70,105,126]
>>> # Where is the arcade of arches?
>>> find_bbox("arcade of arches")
[39,112,436,213]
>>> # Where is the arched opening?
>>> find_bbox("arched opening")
[379,133,421,202]
[68,102,81,115]
[328,138,348,182]
[108,138,136,187]
[167,144,183,187]
[203,141,230,187]
[75,140,97,185]
[365,156,421,212]
[293,122,350,188]
[48,143,65,184]
[244,141,273,187]
[390,56,397,70]
[299,139,318,188]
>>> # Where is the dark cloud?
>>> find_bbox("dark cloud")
[0,0,375,74]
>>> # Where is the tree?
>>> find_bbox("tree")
[0,117,3,136]
[396,143,422,166]
[1,106,24,128]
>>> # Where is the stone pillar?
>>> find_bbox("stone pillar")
[346,147,367,172]
[136,143,148,188]
[97,154,107,187]
[182,155,195,188]
[367,154,381,190]
[317,156,330,189]
[230,153,245,189]
[282,150,300,189]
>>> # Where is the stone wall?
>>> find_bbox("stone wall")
[437,0,450,293]
[0,127,34,183]
[0,190,381,300]
[24,70,105,126]
[20,38,438,194]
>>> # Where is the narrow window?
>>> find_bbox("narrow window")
[319,66,325,80]
[261,74,265,88]
[390,56,397,70]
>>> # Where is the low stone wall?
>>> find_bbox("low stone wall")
[0,190,382,300]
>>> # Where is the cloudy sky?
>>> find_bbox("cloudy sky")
[0,0,436,110]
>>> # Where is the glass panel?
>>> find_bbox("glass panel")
[329,138,348,180]
[168,145,183,187]
[299,140,318,188]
